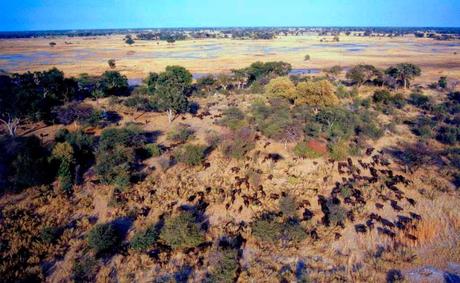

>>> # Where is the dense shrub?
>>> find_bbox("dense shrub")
[0,135,52,192]
[159,211,206,250]
[328,140,349,161]
[95,145,134,187]
[326,199,347,226]
[167,124,195,143]
[40,226,63,244]
[293,141,324,159]
[87,223,121,256]
[437,125,460,145]
[123,95,158,111]
[265,76,297,101]
[251,218,283,243]
[218,107,247,130]
[295,80,338,106]
[207,249,240,283]
[130,225,158,251]
[279,195,297,219]
[72,256,98,283]
[144,143,162,157]
[174,144,207,166]
[409,92,431,109]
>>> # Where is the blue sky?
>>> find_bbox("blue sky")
[1,0,459,31]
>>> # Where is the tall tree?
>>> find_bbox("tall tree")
[385,63,422,89]
[154,66,192,123]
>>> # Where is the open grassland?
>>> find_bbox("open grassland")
[1,34,459,82]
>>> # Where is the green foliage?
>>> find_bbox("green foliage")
[208,249,240,283]
[219,106,247,130]
[72,256,98,283]
[251,218,283,243]
[346,64,381,86]
[153,66,192,117]
[385,63,421,88]
[295,80,338,106]
[326,200,347,226]
[328,140,350,161]
[123,95,158,111]
[40,226,63,244]
[243,61,292,84]
[409,92,431,109]
[95,144,134,187]
[438,76,448,89]
[167,124,195,143]
[293,142,323,159]
[279,195,297,219]
[174,144,207,166]
[130,225,158,251]
[437,125,460,145]
[97,71,128,96]
[0,135,52,192]
[145,143,162,158]
[159,211,206,250]
[87,223,121,256]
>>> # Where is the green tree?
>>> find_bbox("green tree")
[154,66,192,123]
[51,142,75,194]
[87,223,121,256]
[159,211,205,250]
[346,64,381,87]
[97,71,128,97]
[385,63,421,89]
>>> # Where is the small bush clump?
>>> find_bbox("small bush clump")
[130,225,158,251]
[174,144,207,166]
[72,255,98,283]
[293,141,324,159]
[159,211,206,250]
[87,223,121,256]
[167,124,195,143]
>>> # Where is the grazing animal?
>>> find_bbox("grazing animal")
[390,200,404,212]
[310,229,319,240]
[406,198,416,206]
[270,193,280,200]
[379,217,395,228]
[377,227,396,238]
[366,147,374,156]
[366,219,375,230]
[303,209,314,221]
[355,224,367,233]
[410,212,422,221]
[335,233,342,240]
[405,234,418,241]
[375,203,384,210]
[203,162,211,169]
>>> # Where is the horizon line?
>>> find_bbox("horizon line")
[1,25,460,33]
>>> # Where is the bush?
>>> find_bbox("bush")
[293,142,323,159]
[218,107,246,130]
[159,211,206,250]
[130,225,158,251]
[174,144,207,166]
[265,76,297,101]
[283,221,307,243]
[144,143,162,158]
[279,195,297,219]
[167,124,195,143]
[326,200,347,226]
[40,226,63,244]
[251,218,283,243]
[437,125,460,145]
[409,92,431,109]
[72,256,98,283]
[208,249,239,283]
[95,145,134,187]
[295,80,338,106]
[328,140,349,161]
[87,223,121,256]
